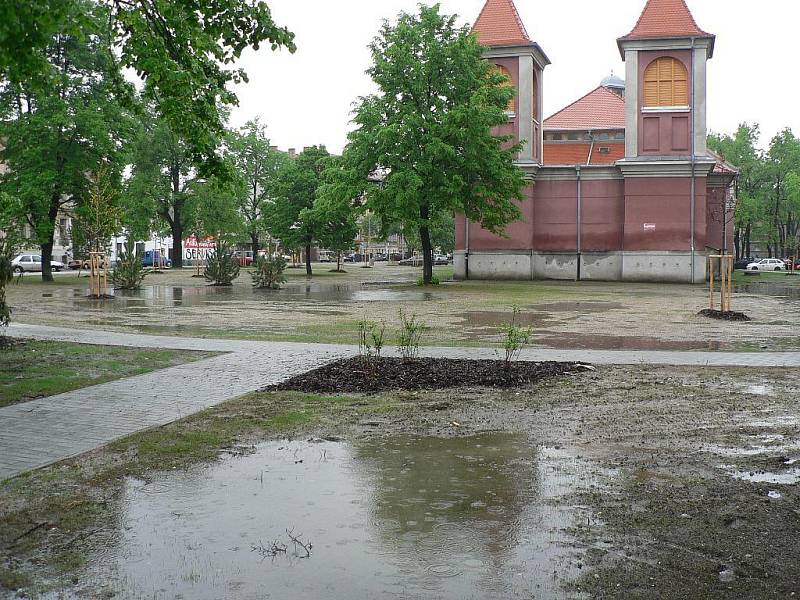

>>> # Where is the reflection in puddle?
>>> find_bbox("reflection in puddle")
[722,466,800,485]
[57,283,440,311]
[83,434,593,599]
[536,332,723,351]
[735,280,800,300]
[529,301,624,313]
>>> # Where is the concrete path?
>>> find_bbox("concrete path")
[2,323,799,481]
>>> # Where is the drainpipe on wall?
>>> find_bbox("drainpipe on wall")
[576,165,582,281]
[464,217,470,280]
[586,130,595,166]
[690,37,697,284]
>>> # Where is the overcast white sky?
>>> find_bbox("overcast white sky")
[229,0,799,154]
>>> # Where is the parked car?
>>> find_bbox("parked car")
[398,255,424,267]
[68,257,108,270]
[434,254,450,265]
[11,254,64,273]
[733,257,756,270]
[745,258,785,272]
[142,251,172,268]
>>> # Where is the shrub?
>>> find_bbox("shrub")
[397,309,427,361]
[204,240,240,286]
[499,306,531,368]
[251,254,287,289]
[417,274,440,286]
[357,319,386,364]
[111,238,148,290]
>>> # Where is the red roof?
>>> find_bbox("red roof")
[620,0,711,40]
[544,86,625,131]
[543,142,625,166]
[472,0,532,47]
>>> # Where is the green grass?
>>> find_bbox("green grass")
[0,340,216,407]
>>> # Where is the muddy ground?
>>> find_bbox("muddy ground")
[7,265,800,351]
[1,364,798,598]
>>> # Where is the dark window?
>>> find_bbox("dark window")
[599,147,610,154]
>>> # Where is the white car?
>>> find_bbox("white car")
[745,258,785,272]
[10,254,65,273]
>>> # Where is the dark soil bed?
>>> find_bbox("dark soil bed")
[698,308,752,321]
[265,356,588,393]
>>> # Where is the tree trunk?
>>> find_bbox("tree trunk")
[419,224,433,284]
[734,228,741,260]
[41,239,55,283]
[337,251,342,272]
[171,217,183,269]
[305,242,312,276]
[745,223,751,257]
[251,234,260,260]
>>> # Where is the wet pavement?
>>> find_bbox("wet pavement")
[79,434,591,599]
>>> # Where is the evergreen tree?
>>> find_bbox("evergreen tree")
[204,239,240,286]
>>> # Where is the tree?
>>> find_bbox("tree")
[269,146,331,276]
[225,120,289,257]
[0,201,22,332]
[403,212,455,256]
[0,0,295,168]
[72,163,124,255]
[709,124,770,259]
[0,2,134,281]
[322,5,525,284]
[765,129,800,257]
[125,114,200,268]
[311,167,359,272]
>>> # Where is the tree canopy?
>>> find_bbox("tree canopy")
[0,3,134,280]
[322,5,526,283]
[1,0,295,168]
[710,124,800,259]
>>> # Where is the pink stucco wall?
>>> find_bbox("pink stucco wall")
[623,176,706,251]
[456,172,720,256]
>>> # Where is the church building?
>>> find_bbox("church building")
[454,0,737,283]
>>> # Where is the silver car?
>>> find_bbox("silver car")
[11,254,65,273]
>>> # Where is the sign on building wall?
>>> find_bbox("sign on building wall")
[184,236,216,261]
[643,223,656,232]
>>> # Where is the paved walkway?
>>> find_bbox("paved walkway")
[2,323,799,481]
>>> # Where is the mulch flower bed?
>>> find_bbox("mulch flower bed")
[698,309,752,322]
[264,356,590,394]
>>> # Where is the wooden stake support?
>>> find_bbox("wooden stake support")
[89,251,108,298]
[708,254,733,313]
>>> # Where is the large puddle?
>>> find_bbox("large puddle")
[80,434,592,599]
[735,279,800,300]
[48,282,440,311]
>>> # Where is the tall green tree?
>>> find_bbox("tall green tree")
[322,5,525,284]
[709,123,769,259]
[765,129,800,257]
[225,120,289,257]
[269,146,331,276]
[125,113,201,268]
[1,0,295,168]
[0,2,133,281]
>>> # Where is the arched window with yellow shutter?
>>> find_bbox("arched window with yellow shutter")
[643,57,689,108]
[492,64,516,113]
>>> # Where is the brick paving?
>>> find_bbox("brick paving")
[2,323,798,481]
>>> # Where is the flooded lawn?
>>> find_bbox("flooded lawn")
[82,434,589,599]
[8,264,800,349]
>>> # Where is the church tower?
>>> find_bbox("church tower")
[616,0,716,283]
[472,0,550,170]
[617,0,714,161]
